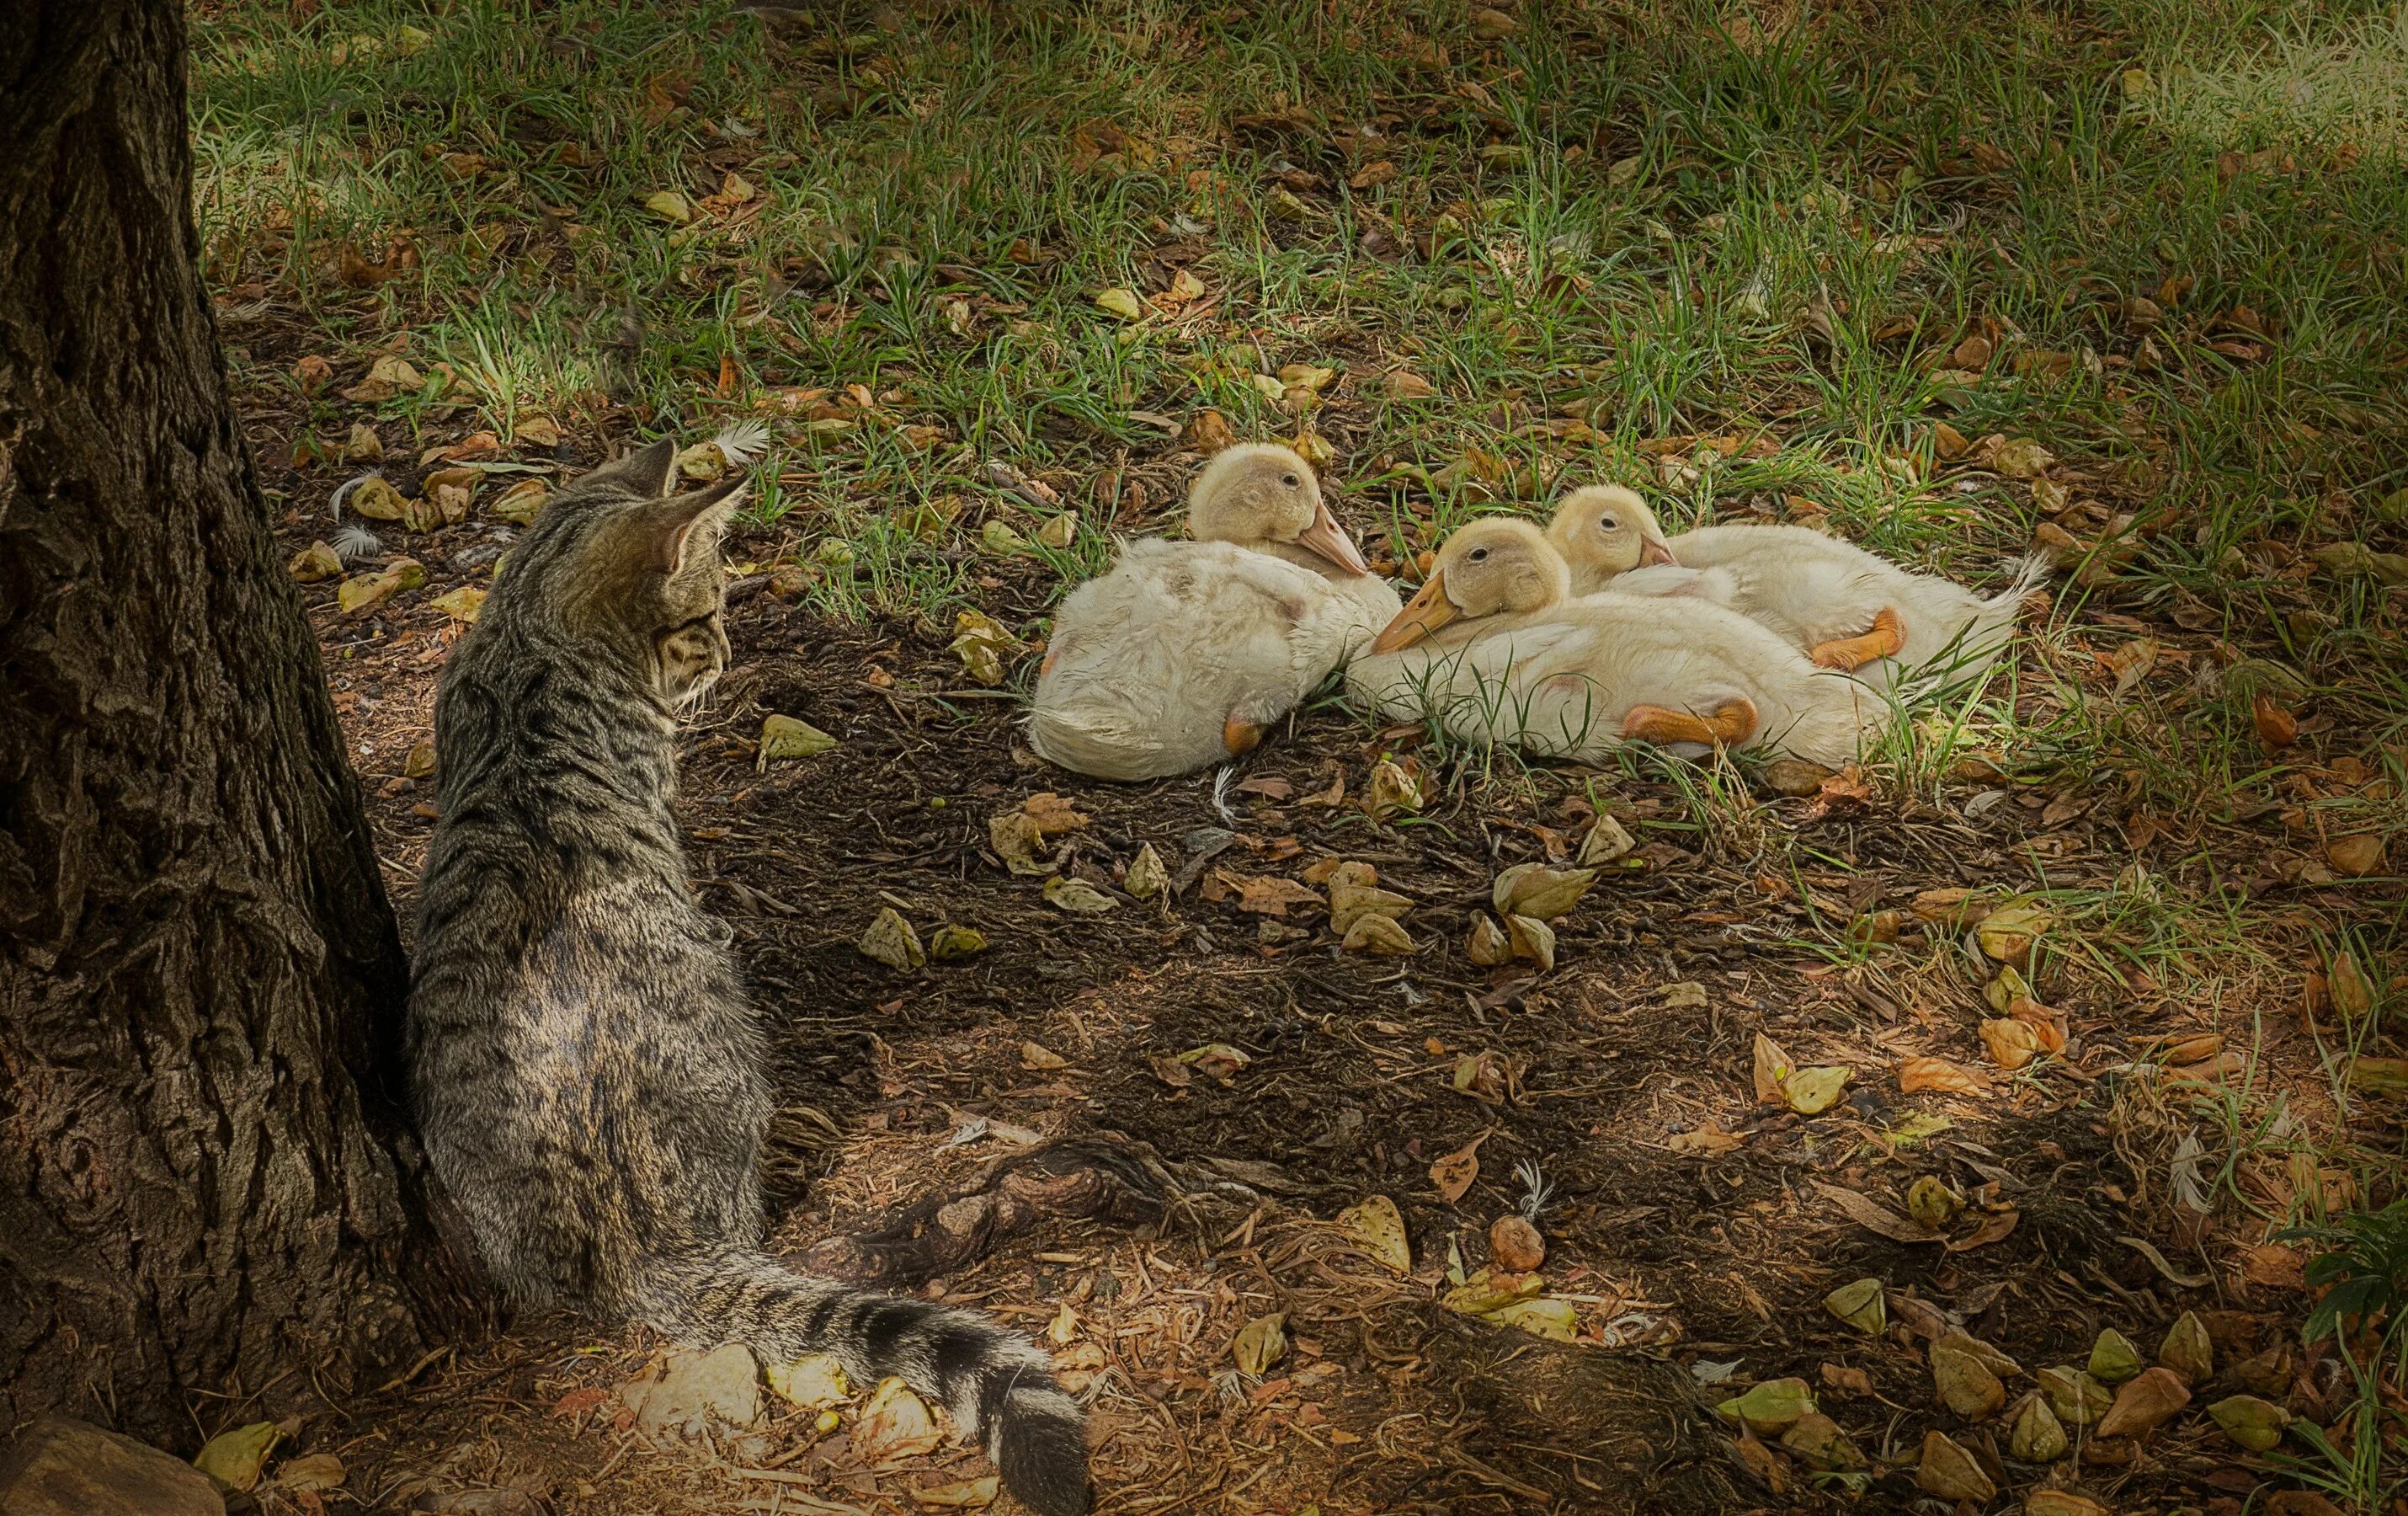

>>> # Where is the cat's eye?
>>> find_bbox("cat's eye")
[1281,472,1301,487]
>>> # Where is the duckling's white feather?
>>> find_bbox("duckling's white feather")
[1031,539,1401,780]
[1349,590,1876,768]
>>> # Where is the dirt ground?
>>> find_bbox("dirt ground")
[213,355,2408,1516]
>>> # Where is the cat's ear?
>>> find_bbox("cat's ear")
[643,475,749,574]
[589,437,680,499]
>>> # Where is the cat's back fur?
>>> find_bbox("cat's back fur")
[408,441,1087,1515]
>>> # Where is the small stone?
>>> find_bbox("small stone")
[0,1417,226,1516]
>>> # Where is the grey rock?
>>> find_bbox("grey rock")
[0,1416,226,1516]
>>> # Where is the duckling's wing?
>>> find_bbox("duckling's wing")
[1031,542,1347,777]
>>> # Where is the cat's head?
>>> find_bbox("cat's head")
[502,439,747,708]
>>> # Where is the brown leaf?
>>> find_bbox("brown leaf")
[1898,1055,1990,1095]
[1752,1033,1793,1104]
[1819,1363,1872,1399]
[1229,874,1324,916]
[1233,776,1293,800]
[1429,1131,1489,1204]
[1947,1209,2021,1252]
[1666,1121,1745,1156]
[1020,792,1089,835]
[2327,834,2386,877]
[2095,1366,2190,1439]
[1180,409,1238,453]
[1816,1183,1945,1245]
[337,241,410,288]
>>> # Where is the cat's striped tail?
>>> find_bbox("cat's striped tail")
[630,1249,1088,1516]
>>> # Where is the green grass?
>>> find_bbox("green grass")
[200,0,2404,1049]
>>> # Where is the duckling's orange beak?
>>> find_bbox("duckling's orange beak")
[1371,568,1458,653]
[1294,498,1371,576]
[1638,534,1677,568]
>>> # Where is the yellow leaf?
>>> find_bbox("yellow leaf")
[194,1423,282,1494]
[1337,1194,1410,1273]
[911,1476,999,1508]
[1486,1296,1579,1341]
[646,190,695,225]
[429,585,487,622]
[760,713,837,760]
[765,1354,850,1409]
[290,542,343,582]
[1094,287,1145,321]
[858,907,924,969]
[855,1378,941,1462]
[1231,1312,1287,1375]
[1782,1065,1851,1115]
[1751,1033,1793,1104]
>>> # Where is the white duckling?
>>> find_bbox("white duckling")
[1546,485,2042,689]
[1346,518,1878,767]
[1029,444,1401,780]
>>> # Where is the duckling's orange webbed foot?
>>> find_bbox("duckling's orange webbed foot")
[1809,606,1905,670]
[1621,697,1758,749]
[1223,717,1265,756]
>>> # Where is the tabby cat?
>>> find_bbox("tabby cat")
[408,440,1087,1514]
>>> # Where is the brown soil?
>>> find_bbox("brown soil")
[229,376,2391,1516]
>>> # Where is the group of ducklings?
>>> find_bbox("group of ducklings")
[1030,444,2042,780]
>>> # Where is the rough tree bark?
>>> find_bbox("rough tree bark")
[0,0,467,1444]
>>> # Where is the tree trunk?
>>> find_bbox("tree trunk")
[0,0,468,1444]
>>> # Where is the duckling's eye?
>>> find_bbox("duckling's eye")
[1281,472,1301,488]
[1468,547,1490,563]
[1599,515,1620,531]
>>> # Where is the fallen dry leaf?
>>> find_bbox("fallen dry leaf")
[1042,875,1116,914]
[760,713,837,761]
[1752,1033,1794,1104]
[1337,1194,1410,1273]
[858,907,924,969]
[855,1377,941,1462]
[910,1476,999,1508]
[2095,1366,2190,1438]
[1231,1312,1287,1375]
[1823,1278,1885,1334]
[1898,1056,1990,1095]
[1816,1183,1945,1245]
[1021,792,1088,835]
[1915,1430,1995,1503]
[194,1423,281,1494]
[1429,1131,1489,1203]
[1667,1121,1745,1156]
